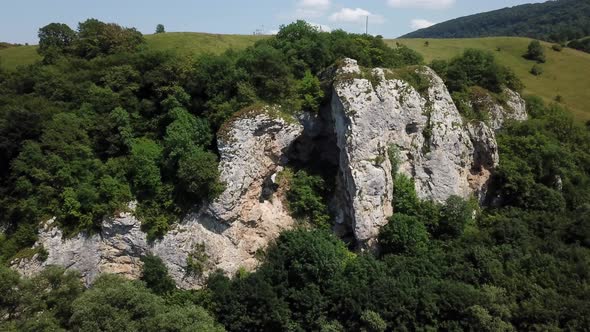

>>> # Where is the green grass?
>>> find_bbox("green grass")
[0,45,41,71]
[1,34,588,121]
[145,32,266,56]
[0,32,265,71]
[390,37,590,122]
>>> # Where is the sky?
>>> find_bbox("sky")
[1,0,546,44]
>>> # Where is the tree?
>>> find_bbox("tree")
[297,70,324,112]
[74,19,144,59]
[155,24,165,34]
[163,107,212,165]
[379,213,429,256]
[37,23,77,62]
[286,170,330,228]
[140,254,176,295]
[530,64,543,76]
[130,138,163,195]
[176,148,223,202]
[436,196,474,239]
[524,40,546,63]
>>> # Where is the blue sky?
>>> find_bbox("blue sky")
[2,0,545,44]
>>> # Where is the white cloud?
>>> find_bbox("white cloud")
[329,8,385,24]
[295,0,331,18]
[388,0,455,9]
[411,19,436,30]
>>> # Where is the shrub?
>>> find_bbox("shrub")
[286,170,331,228]
[552,44,563,52]
[379,213,429,256]
[524,40,546,63]
[140,254,176,295]
[530,64,544,76]
[186,243,209,277]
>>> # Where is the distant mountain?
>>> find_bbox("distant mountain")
[402,0,590,42]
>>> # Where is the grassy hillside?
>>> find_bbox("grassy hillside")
[390,37,590,122]
[0,32,266,71]
[0,45,40,70]
[1,33,588,121]
[145,32,266,56]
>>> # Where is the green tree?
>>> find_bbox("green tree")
[69,274,165,332]
[176,148,223,203]
[286,170,330,228]
[155,24,165,34]
[163,107,212,165]
[524,40,546,63]
[140,254,176,295]
[37,23,77,62]
[297,70,324,112]
[379,214,429,256]
[130,138,163,195]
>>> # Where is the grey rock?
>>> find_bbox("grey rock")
[330,59,525,247]
[13,107,301,289]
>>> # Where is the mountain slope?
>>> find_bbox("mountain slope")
[391,37,590,122]
[0,32,266,71]
[2,33,589,122]
[402,0,590,42]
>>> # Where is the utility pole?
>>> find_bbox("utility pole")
[366,16,369,35]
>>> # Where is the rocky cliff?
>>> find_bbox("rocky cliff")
[13,60,526,287]
[14,107,301,288]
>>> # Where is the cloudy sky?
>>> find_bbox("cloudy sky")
[2,0,545,44]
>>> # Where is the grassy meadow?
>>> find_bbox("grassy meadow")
[1,33,588,121]
[391,37,590,122]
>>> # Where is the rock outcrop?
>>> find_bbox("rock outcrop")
[330,59,525,246]
[13,107,301,288]
[13,60,527,285]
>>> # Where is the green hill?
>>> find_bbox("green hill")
[1,33,589,122]
[402,0,590,42]
[145,32,266,56]
[0,45,41,70]
[390,37,590,122]
[0,32,266,71]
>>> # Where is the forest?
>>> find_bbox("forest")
[402,0,590,45]
[1,19,589,331]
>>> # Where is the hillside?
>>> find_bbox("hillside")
[2,33,589,122]
[391,37,590,122]
[0,44,41,70]
[0,32,266,71]
[402,0,590,42]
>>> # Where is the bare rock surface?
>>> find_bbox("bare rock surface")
[13,107,301,288]
[330,59,526,246]
[12,60,527,285]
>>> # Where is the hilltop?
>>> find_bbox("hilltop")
[1,32,589,122]
[0,32,266,71]
[402,0,590,42]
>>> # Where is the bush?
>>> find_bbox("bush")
[379,213,429,256]
[286,170,331,228]
[445,49,521,93]
[140,254,176,295]
[524,40,546,63]
[552,44,563,52]
[530,64,544,76]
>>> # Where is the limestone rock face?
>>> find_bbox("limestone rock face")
[12,60,527,285]
[330,59,525,246]
[13,107,301,289]
[472,87,528,130]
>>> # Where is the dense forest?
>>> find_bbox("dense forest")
[1,19,590,331]
[402,0,590,44]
